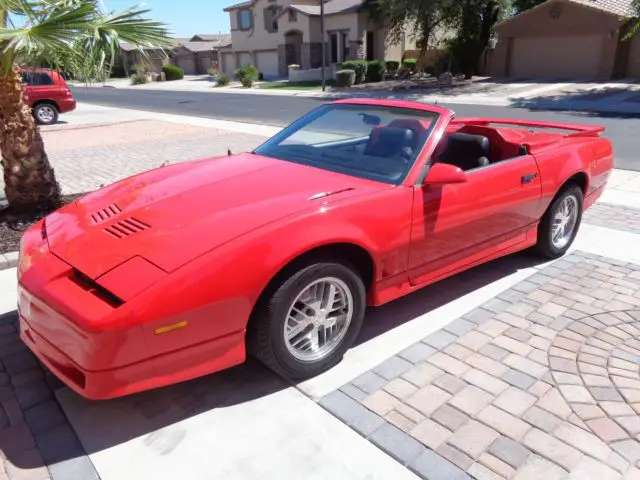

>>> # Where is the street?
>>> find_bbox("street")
[70,86,640,171]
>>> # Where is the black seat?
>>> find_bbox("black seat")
[364,127,416,160]
[436,132,491,171]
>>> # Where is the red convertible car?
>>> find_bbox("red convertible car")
[17,99,613,399]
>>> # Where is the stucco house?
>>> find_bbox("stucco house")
[220,0,418,79]
[173,34,232,74]
[487,0,640,79]
[117,34,232,76]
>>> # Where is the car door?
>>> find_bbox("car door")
[21,71,53,105]
[407,155,542,286]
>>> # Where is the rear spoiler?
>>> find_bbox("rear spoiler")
[451,118,605,138]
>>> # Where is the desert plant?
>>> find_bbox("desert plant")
[131,72,149,85]
[402,58,418,72]
[366,60,387,82]
[162,64,184,81]
[0,0,171,211]
[217,73,230,86]
[385,61,400,74]
[234,64,259,88]
[335,69,356,87]
[340,60,368,84]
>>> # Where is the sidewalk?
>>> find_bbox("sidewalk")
[2,104,640,480]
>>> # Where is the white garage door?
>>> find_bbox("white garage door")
[256,50,280,79]
[238,52,251,66]
[221,53,235,75]
[511,35,603,79]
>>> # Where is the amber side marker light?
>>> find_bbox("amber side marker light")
[154,321,188,335]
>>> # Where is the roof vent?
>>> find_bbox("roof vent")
[91,204,121,224]
[104,218,150,239]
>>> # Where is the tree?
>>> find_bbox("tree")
[0,0,171,211]
[365,0,458,53]
[365,0,511,78]
[512,0,544,14]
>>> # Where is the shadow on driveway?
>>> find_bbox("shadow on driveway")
[0,250,546,473]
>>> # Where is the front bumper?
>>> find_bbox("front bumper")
[20,311,246,399]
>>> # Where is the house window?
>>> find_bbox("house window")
[341,32,349,62]
[329,31,349,64]
[288,9,297,22]
[238,9,252,30]
[329,32,339,64]
[264,6,278,33]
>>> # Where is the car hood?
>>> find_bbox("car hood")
[45,153,387,279]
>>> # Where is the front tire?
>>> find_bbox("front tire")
[249,262,366,380]
[535,184,583,259]
[33,103,59,125]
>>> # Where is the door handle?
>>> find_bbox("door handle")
[521,173,538,184]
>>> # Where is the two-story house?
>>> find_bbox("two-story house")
[219,0,418,79]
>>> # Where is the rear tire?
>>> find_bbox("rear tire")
[33,103,59,125]
[248,262,366,380]
[535,184,583,259]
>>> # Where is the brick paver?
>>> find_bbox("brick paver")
[0,313,98,480]
[0,121,267,200]
[321,251,640,479]
[583,203,640,234]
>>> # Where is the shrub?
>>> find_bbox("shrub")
[234,64,259,88]
[162,64,184,81]
[131,72,148,85]
[366,60,387,82]
[340,60,368,84]
[385,61,400,74]
[402,58,418,72]
[335,69,356,87]
[208,68,219,77]
[216,73,230,86]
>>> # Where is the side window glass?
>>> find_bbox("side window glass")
[20,71,33,85]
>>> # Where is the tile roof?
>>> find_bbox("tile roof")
[191,34,232,44]
[177,41,226,52]
[568,0,636,16]
[224,1,252,12]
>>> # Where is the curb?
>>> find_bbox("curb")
[0,251,18,271]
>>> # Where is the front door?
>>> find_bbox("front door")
[408,156,541,286]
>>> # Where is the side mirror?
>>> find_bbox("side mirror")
[424,163,467,186]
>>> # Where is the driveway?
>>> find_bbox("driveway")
[2,105,640,479]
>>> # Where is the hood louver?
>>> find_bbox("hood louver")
[91,204,121,224]
[104,218,150,239]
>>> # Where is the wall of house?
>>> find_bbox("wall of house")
[489,0,627,78]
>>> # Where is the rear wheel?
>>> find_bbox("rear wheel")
[33,103,58,125]
[535,184,583,259]
[248,262,366,379]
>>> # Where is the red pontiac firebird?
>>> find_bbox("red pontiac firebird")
[17,99,613,399]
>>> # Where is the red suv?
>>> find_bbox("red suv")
[20,68,76,125]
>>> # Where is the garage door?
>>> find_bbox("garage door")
[221,53,235,75]
[627,35,640,78]
[238,52,251,67]
[511,35,603,79]
[178,56,196,75]
[256,50,280,79]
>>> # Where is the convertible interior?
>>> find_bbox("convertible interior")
[276,118,530,183]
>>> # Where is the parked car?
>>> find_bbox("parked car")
[20,68,76,125]
[17,99,613,400]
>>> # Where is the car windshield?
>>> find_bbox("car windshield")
[254,104,440,184]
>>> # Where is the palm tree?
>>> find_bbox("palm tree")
[0,0,171,211]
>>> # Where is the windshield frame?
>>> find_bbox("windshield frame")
[253,103,442,185]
